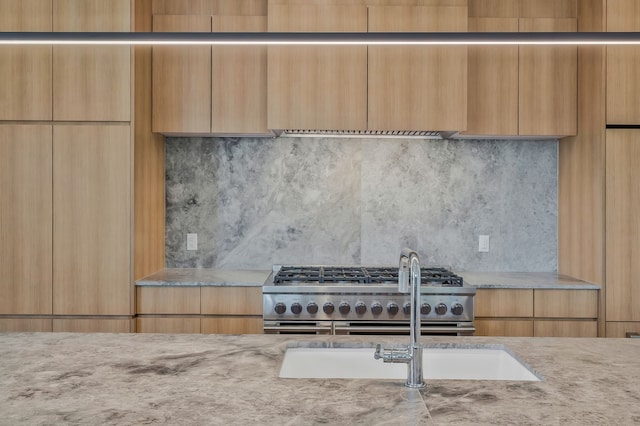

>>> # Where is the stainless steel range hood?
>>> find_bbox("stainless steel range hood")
[274,129,456,139]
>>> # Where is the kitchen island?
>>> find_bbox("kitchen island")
[1,333,638,425]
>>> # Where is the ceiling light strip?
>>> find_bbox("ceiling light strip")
[0,32,639,45]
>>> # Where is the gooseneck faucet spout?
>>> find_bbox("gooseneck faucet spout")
[374,248,425,389]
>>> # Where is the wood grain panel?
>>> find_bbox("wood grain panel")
[201,317,263,334]
[212,15,268,134]
[217,0,267,16]
[474,319,533,337]
[519,0,576,18]
[53,125,131,316]
[152,0,216,15]
[464,17,518,135]
[0,125,52,315]
[606,47,640,125]
[267,4,367,130]
[53,318,131,333]
[136,287,201,314]
[468,0,519,18]
[475,289,533,317]
[606,130,640,321]
[518,18,577,136]
[533,320,597,337]
[52,0,130,122]
[534,290,598,318]
[152,15,211,133]
[136,317,201,333]
[201,287,262,315]
[0,318,52,332]
[606,0,640,31]
[0,0,52,30]
[368,5,467,131]
[605,322,640,338]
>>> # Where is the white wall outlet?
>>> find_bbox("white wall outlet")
[478,235,490,252]
[186,233,198,251]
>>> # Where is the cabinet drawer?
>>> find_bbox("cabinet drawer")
[53,318,131,333]
[534,289,598,318]
[0,318,52,332]
[201,317,263,334]
[474,319,533,337]
[136,317,200,334]
[136,287,201,315]
[201,287,262,315]
[475,289,533,317]
[534,320,597,337]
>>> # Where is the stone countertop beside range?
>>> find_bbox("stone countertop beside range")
[460,271,600,290]
[1,333,638,425]
[135,268,271,287]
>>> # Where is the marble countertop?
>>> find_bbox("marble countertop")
[460,272,600,290]
[1,333,637,425]
[136,268,271,287]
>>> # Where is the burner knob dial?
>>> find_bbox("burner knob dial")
[355,302,367,315]
[339,302,351,315]
[435,303,448,315]
[323,302,335,315]
[290,302,302,315]
[420,303,432,315]
[274,303,286,315]
[371,302,383,316]
[403,302,411,315]
[307,302,319,314]
[387,302,399,316]
[451,303,464,316]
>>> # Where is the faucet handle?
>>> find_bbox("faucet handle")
[398,256,410,293]
[374,343,411,363]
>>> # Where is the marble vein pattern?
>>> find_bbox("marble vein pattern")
[166,136,557,271]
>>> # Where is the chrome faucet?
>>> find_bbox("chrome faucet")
[374,248,425,389]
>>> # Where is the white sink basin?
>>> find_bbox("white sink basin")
[279,345,540,381]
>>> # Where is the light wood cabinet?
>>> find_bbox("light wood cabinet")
[52,0,131,122]
[475,289,534,317]
[475,319,533,337]
[202,317,263,334]
[606,0,640,124]
[534,320,597,338]
[368,4,467,131]
[201,287,262,315]
[0,318,52,332]
[267,2,367,130]
[136,287,201,314]
[0,125,53,315]
[605,130,640,322]
[152,15,211,133]
[53,318,131,333]
[137,317,201,334]
[53,125,131,316]
[606,322,640,338]
[0,0,52,121]
[534,289,598,318]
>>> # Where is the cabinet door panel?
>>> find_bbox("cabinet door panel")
[53,125,131,315]
[202,317,263,334]
[534,320,597,337]
[475,319,533,337]
[475,289,534,317]
[534,290,598,318]
[152,15,211,133]
[518,18,577,136]
[201,287,262,315]
[53,318,131,333]
[136,287,201,314]
[52,0,131,121]
[0,125,53,314]
[368,5,467,131]
[0,0,52,120]
[267,4,367,130]
[136,317,201,334]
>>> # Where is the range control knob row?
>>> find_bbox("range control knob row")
[420,303,432,315]
[323,302,335,314]
[274,302,286,315]
[387,302,399,315]
[355,302,367,315]
[435,303,448,315]
[306,302,318,314]
[290,302,302,315]
[371,302,383,316]
[339,302,351,315]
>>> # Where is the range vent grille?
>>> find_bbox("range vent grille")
[278,129,451,139]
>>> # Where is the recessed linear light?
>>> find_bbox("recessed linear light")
[0,32,639,45]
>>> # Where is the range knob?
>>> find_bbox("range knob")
[339,302,351,315]
[435,303,448,315]
[274,303,286,315]
[307,302,318,314]
[290,302,302,315]
[371,302,383,316]
[355,302,367,315]
[451,303,464,316]
[403,302,411,315]
[420,303,432,315]
[387,302,399,315]
[323,302,335,314]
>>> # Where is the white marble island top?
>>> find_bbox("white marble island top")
[1,333,637,425]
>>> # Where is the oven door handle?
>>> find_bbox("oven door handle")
[333,325,476,334]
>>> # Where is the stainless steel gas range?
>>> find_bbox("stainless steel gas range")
[263,265,475,335]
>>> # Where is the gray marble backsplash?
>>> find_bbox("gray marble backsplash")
[165,137,557,271]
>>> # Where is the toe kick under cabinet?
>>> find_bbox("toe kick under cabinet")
[135,286,263,334]
[474,289,599,337]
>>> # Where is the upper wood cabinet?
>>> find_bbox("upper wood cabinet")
[0,125,53,315]
[53,124,131,316]
[152,15,212,133]
[267,2,368,130]
[605,130,640,322]
[52,0,131,122]
[368,4,467,131]
[606,0,640,125]
[0,0,52,121]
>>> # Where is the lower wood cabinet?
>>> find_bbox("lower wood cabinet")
[52,318,131,333]
[135,286,263,334]
[606,322,640,338]
[0,318,53,333]
[475,288,599,337]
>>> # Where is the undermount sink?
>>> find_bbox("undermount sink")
[279,345,540,381]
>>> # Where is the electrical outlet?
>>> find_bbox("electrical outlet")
[187,233,198,251]
[478,235,490,252]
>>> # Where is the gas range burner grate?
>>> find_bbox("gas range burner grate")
[273,266,463,287]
